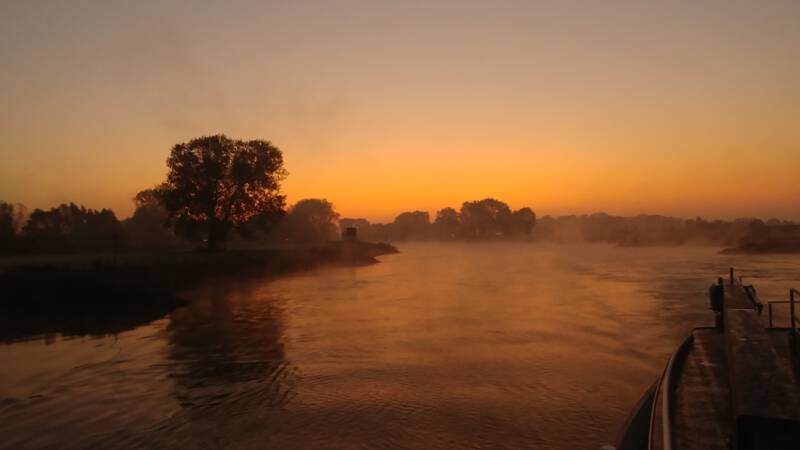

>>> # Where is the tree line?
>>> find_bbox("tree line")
[0,135,343,254]
[340,199,537,241]
[1,134,796,254]
[342,210,797,247]
[532,213,796,247]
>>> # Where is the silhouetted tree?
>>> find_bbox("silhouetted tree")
[0,202,17,252]
[392,211,431,240]
[123,189,179,248]
[433,207,459,239]
[134,189,163,212]
[365,222,392,242]
[733,223,800,253]
[9,202,26,235]
[158,135,287,250]
[237,209,287,241]
[525,212,773,246]
[22,203,122,253]
[459,198,513,239]
[283,199,340,243]
[510,207,537,236]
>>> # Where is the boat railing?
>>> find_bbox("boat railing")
[766,288,800,353]
[730,267,763,312]
[655,333,694,450]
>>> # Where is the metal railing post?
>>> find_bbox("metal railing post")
[768,303,773,328]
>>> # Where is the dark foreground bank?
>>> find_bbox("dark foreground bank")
[0,241,398,341]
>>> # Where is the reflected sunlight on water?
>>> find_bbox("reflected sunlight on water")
[2,243,800,449]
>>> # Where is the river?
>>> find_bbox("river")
[2,243,800,449]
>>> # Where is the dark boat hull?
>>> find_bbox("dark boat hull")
[614,382,657,450]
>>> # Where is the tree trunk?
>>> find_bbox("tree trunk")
[207,219,219,251]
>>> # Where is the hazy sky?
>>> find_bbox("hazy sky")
[1,1,798,221]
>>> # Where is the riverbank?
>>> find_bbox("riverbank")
[721,243,800,254]
[720,226,800,254]
[0,241,398,340]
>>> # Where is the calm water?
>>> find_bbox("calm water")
[2,243,800,450]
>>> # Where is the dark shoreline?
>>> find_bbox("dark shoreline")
[0,241,398,341]
[720,243,800,254]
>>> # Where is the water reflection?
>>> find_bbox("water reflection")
[166,281,296,411]
[0,301,174,344]
[0,279,297,450]
[1,244,799,449]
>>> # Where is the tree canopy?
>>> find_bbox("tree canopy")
[433,207,460,239]
[158,135,287,249]
[0,202,20,251]
[392,211,431,240]
[21,203,121,252]
[460,198,514,238]
[283,199,340,243]
[511,207,537,235]
[124,189,177,247]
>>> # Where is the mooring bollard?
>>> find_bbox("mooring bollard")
[710,277,725,329]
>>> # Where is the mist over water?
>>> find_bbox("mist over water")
[2,243,800,450]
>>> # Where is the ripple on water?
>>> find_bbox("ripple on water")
[1,244,799,449]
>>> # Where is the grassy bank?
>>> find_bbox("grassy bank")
[0,241,398,341]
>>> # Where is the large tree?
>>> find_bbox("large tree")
[433,207,459,239]
[459,198,513,239]
[158,135,287,249]
[283,199,340,243]
[392,210,431,240]
[510,207,537,236]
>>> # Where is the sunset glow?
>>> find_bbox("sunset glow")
[5,4,800,449]
[2,1,798,220]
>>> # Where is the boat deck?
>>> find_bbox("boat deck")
[658,328,800,450]
[671,328,731,450]
[649,278,800,450]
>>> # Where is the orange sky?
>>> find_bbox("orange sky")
[1,1,799,222]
